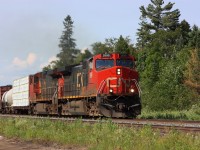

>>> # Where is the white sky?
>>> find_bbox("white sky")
[0,0,199,85]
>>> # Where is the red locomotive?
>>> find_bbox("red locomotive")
[0,53,141,118]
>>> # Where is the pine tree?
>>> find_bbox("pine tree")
[137,0,180,49]
[136,21,151,50]
[179,20,191,46]
[188,25,200,49]
[140,0,180,31]
[55,15,79,67]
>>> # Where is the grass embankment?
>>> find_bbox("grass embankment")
[138,105,200,120]
[0,117,199,150]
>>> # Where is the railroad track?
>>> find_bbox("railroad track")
[0,114,199,133]
[113,119,200,133]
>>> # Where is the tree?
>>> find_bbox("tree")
[43,15,80,71]
[91,39,116,55]
[75,49,93,64]
[184,25,200,95]
[137,0,180,49]
[91,36,135,55]
[54,15,80,68]
[184,49,200,94]
[188,25,200,49]
[179,20,191,46]
[115,35,131,54]
[140,0,180,31]
[136,20,151,50]
[135,0,198,110]
[137,0,182,77]
[137,0,182,85]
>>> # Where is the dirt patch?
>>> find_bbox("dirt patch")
[0,136,87,150]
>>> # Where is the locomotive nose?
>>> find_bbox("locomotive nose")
[106,67,139,95]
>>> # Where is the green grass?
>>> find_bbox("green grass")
[138,105,200,120]
[0,117,199,150]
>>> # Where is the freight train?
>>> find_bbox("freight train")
[0,53,141,118]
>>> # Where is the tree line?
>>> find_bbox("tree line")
[44,0,200,111]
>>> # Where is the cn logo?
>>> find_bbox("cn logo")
[106,77,121,88]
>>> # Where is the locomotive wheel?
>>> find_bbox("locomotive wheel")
[99,105,112,117]
[99,105,129,118]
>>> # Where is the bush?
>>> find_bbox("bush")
[138,107,200,120]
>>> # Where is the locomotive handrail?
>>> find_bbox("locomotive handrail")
[131,79,142,97]
[98,78,142,96]
[97,79,106,94]
[52,86,58,104]
[121,78,142,96]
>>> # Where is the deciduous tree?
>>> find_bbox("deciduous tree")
[91,36,135,55]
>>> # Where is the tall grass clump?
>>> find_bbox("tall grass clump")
[138,105,200,120]
[0,117,199,150]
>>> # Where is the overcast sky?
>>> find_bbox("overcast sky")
[0,0,199,85]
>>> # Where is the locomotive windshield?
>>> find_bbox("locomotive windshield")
[116,59,134,68]
[96,59,114,70]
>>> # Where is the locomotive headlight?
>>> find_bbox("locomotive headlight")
[109,89,113,93]
[130,88,135,93]
[117,68,121,75]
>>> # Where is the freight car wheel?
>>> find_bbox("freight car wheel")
[14,109,18,114]
[28,108,33,115]
[58,105,62,117]
[28,104,34,115]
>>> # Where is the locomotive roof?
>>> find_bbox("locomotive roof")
[44,64,80,78]
[93,53,135,60]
